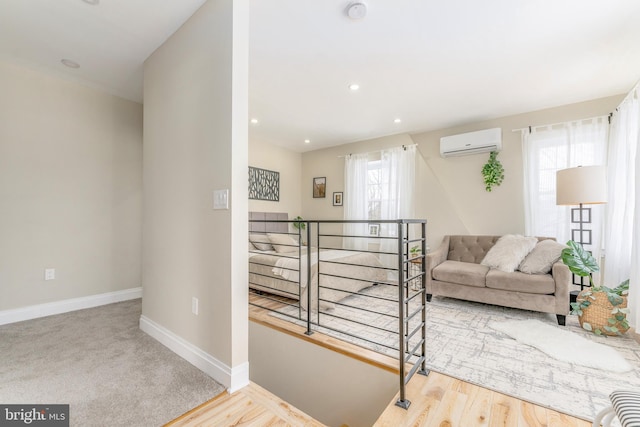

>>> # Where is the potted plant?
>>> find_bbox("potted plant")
[292,216,306,244]
[563,240,630,336]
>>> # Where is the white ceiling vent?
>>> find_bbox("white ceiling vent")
[440,128,502,158]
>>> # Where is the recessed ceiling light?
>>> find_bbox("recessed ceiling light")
[61,59,80,69]
[348,83,360,91]
[394,118,402,124]
[304,139,311,144]
[82,0,99,5]
[250,118,258,124]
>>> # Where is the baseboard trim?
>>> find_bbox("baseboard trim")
[0,287,142,326]
[139,315,249,392]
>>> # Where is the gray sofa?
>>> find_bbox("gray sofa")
[425,235,571,325]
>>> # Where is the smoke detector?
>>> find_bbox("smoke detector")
[347,2,367,20]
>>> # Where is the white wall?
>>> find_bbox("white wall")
[249,140,301,217]
[142,0,249,389]
[249,321,397,427]
[0,60,142,311]
[301,95,624,249]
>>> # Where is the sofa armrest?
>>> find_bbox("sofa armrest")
[425,236,450,294]
[551,261,571,315]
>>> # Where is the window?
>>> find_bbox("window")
[522,117,608,265]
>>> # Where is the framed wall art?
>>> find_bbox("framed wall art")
[313,177,326,198]
[333,192,343,206]
[248,166,279,201]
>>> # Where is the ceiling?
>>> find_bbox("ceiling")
[1,1,639,153]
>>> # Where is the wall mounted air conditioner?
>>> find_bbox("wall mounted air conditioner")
[440,128,502,158]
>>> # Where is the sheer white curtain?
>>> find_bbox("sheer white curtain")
[604,84,640,329]
[343,152,369,249]
[522,118,609,265]
[379,146,416,265]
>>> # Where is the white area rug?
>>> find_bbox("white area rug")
[271,285,640,421]
[490,319,633,373]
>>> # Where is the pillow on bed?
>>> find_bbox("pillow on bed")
[267,233,298,253]
[480,234,538,273]
[518,239,566,274]
[249,234,273,251]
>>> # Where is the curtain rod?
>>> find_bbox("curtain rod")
[337,143,418,158]
[511,114,610,134]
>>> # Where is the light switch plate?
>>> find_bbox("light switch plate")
[213,189,229,210]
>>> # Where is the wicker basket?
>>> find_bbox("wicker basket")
[577,289,629,336]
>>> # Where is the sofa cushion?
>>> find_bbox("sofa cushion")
[518,239,566,274]
[481,235,538,273]
[486,269,555,294]
[447,235,500,264]
[432,260,489,288]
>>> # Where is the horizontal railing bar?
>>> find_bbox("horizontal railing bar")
[317,284,398,303]
[249,287,300,300]
[404,356,426,383]
[404,306,423,324]
[406,322,424,343]
[250,219,426,224]
[319,259,397,272]
[404,237,426,244]
[249,251,301,260]
[405,339,425,364]
[249,261,299,273]
[317,273,390,288]
[319,233,398,240]
[249,272,298,285]
[318,310,397,335]
[326,299,398,319]
[317,246,399,256]
[315,322,399,351]
[404,290,423,304]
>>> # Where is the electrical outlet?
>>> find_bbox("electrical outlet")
[192,297,199,315]
[45,268,55,280]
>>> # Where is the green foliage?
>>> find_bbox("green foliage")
[561,240,599,286]
[410,245,421,255]
[481,151,505,192]
[563,242,629,335]
[570,280,630,336]
[292,216,306,231]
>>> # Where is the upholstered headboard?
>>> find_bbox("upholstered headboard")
[249,211,289,233]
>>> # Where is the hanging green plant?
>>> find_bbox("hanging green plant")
[481,151,505,192]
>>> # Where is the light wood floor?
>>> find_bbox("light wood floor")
[375,371,592,427]
[175,294,594,427]
[165,382,326,427]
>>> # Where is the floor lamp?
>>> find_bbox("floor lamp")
[556,165,607,302]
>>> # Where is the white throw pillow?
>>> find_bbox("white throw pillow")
[249,233,273,251]
[267,233,298,253]
[481,235,538,273]
[518,239,566,274]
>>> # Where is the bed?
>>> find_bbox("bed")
[249,212,388,310]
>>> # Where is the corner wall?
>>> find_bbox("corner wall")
[142,0,249,389]
[0,60,142,312]
[301,95,623,249]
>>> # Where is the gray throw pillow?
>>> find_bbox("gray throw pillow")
[518,239,566,274]
[249,233,273,251]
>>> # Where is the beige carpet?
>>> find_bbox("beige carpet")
[273,284,640,421]
[0,299,225,427]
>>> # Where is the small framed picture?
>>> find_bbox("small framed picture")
[333,192,343,206]
[313,177,326,198]
[368,223,380,237]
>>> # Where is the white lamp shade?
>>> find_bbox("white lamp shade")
[556,165,607,205]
